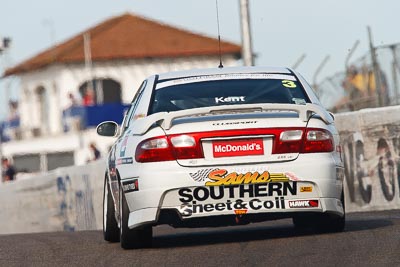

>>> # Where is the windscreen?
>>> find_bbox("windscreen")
[149,74,310,114]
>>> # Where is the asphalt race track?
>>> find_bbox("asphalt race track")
[0,210,399,267]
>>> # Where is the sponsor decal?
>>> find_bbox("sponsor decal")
[282,80,297,88]
[292,98,306,105]
[189,168,291,186]
[277,155,296,160]
[336,167,345,182]
[177,182,299,217]
[122,179,139,193]
[189,168,215,182]
[215,96,245,104]
[234,209,248,215]
[213,142,262,153]
[179,197,287,217]
[213,139,264,158]
[116,157,134,165]
[282,172,301,181]
[336,145,343,162]
[156,73,297,89]
[133,113,146,120]
[288,199,318,208]
[178,183,297,202]
[300,186,313,192]
[119,130,131,157]
[212,121,258,126]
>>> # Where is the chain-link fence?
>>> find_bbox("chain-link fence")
[317,43,400,113]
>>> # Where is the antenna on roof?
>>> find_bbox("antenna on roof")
[215,0,223,68]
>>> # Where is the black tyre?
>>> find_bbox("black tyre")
[315,212,345,233]
[103,175,119,242]
[293,191,345,233]
[318,190,346,233]
[119,185,152,249]
[293,212,345,233]
[292,214,310,231]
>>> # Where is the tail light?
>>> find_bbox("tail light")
[301,129,334,153]
[273,130,303,154]
[135,127,334,162]
[135,134,203,162]
[273,128,334,154]
[135,137,175,162]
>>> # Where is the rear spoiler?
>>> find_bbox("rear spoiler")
[132,103,333,135]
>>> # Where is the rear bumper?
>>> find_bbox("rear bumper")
[128,197,344,229]
[121,153,344,229]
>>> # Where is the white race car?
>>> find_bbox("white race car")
[97,66,345,249]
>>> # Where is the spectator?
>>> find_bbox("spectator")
[8,100,19,121]
[333,66,364,111]
[63,92,83,132]
[2,157,16,182]
[67,92,79,108]
[88,142,101,162]
[83,88,95,106]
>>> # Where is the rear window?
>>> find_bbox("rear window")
[149,74,310,114]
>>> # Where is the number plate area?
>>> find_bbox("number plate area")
[212,138,264,158]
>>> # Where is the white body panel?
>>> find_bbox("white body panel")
[102,66,344,232]
[123,155,343,228]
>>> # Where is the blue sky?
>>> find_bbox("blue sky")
[0,0,398,119]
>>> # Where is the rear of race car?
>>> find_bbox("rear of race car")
[126,115,344,227]
[121,71,345,233]
[112,68,345,249]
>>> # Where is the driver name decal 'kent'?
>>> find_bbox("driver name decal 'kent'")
[215,96,245,104]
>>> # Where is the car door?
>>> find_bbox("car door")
[108,80,149,211]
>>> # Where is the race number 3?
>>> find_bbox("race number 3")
[282,80,297,88]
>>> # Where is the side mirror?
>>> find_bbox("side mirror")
[329,112,335,121]
[96,121,119,137]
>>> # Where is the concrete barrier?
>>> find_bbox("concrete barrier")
[0,105,399,234]
[0,160,104,235]
[336,105,400,212]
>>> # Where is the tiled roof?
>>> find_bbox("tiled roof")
[4,13,241,76]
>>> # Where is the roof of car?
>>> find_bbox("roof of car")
[157,66,293,81]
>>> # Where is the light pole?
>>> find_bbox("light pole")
[292,54,307,70]
[312,55,330,92]
[239,0,254,66]
[0,36,12,184]
[345,40,360,70]
[368,26,384,107]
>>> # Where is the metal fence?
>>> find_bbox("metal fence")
[317,43,400,113]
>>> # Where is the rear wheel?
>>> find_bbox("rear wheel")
[293,191,345,233]
[103,175,119,242]
[321,191,346,232]
[119,185,152,249]
[316,212,345,232]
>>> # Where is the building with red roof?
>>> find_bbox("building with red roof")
[2,13,241,172]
